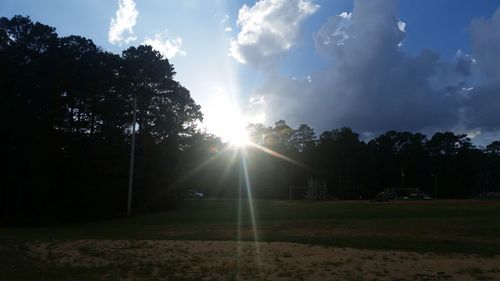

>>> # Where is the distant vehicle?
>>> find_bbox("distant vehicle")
[180,189,204,199]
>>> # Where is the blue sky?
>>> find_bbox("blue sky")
[2,0,500,145]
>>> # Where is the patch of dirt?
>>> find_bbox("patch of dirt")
[25,240,500,280]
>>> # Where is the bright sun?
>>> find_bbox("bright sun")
[214,109,250,147]
[227,125,250,147]
[203,89,256,147]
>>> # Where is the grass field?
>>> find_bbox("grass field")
[1,199,500,280]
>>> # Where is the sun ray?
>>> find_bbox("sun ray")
[240,148,263,277]
[236,170,243,280]
[169,147,230,188]
[211,148,239,194]
[247,142,311,170]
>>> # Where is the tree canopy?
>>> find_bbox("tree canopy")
[0,16,202,224]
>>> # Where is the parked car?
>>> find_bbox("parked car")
[180,189,204,199]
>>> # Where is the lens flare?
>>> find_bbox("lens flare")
[238,148,263,278]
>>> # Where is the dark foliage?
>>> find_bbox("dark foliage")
[0,16,201,225]
[186,120,500,202]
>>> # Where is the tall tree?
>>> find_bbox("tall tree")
[272,120,294,150]
[292,124,316,152]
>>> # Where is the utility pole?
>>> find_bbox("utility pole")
[127,96,137,217]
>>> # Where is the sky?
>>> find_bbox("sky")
[2,0,500,146]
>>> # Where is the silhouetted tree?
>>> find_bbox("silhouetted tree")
[486,141,500,155]
[292,124,316,152]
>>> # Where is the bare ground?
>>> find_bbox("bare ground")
[25,240,500,281]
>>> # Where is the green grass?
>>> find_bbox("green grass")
[1,200,500,254]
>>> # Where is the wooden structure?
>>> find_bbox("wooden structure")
[289,177,327,200]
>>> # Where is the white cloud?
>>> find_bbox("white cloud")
[108,0,139,45]
[229,0,319,67]
[339,12,351,19]
[142,32,186,59]
[224,27,233,32]
[466,129,482,139]
[249,96,266,105]
[397,20,406,32]
[315,11,352,50]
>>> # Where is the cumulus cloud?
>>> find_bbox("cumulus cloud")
[463,81,500,131]
[253,0,479,135]
[470,8,500,79]
[108,0,139,45]
[142,32,186,59]
[229,0,319,67]
[464,7,500,131]
[314,12,352,54]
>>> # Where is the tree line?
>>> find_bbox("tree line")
[185,121,500,201]
[1,16,499,225]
